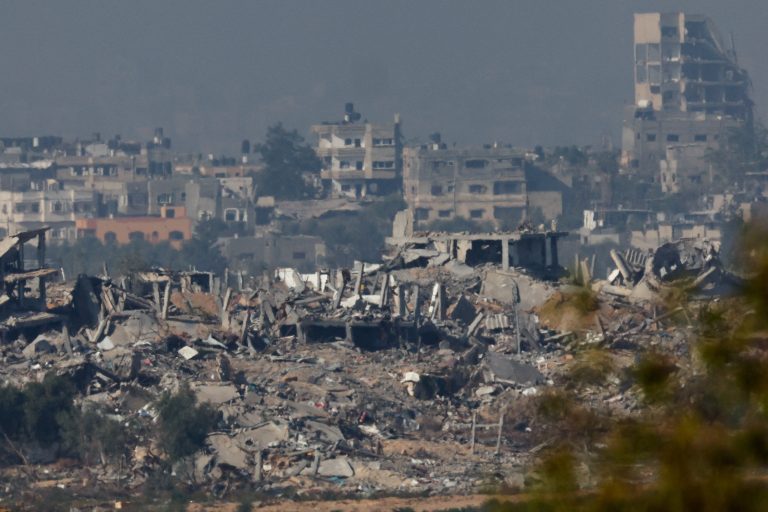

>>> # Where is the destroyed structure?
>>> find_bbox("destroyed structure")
[0,216,745,507]
[388,214,566,275]
[0,228,60,329]
[0,10,759,508]
[622,12,754,195]
[591,238,735,302]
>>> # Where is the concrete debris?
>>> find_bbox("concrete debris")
[178,345,199,360]
[194,384,240,405]
[594,239,739,303]
[0,227,736,502]
[317,456,355,478]
[447,295,476,325]
[96,336,115,352]
[475,385,498,397]
[484,352,544,386]
[248,421,290,447]
[208,434,249,469]
[22,336,55,359]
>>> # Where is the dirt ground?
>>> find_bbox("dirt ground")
[188,493,521,512]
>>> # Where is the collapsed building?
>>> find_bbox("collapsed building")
[0,217,747,508]
[622,12,753,196]
[388,219,566,276]
[0,228,62,337]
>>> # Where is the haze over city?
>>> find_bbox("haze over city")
[0,0,765,151]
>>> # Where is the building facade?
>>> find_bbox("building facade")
[75,206,192,249]
[621,12,753,194]
[311,104,402,199]
[403,145,530,229]
[0,184,96,243]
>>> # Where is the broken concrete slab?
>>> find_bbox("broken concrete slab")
[178,346,199,360]
[484,351,544,386]
[194,384,239,405]
[446,295,476,325]
[427,253,451,267]
[317,456,354,478]
[111,311,160,345]
[482,269,554,311]
[200,335,228,349]
[284,401,330,420]
[444,259,479,280]
[97,336,115,352]
[475,385,498,397]
[22,336,54,358]
[246,421,290,448]
[100,348,141,381]
[207,433,249,470]
[304,420,345,443]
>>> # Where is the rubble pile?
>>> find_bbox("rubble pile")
[0,229,740,504]
[592,239,739,302]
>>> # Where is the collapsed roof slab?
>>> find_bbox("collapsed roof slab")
[297,318,416,350]
[388,231,568,274]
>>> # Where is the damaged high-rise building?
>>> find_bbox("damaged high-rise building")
[622,12,753,196]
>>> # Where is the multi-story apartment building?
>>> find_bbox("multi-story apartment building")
[0,182,96,242]
[0,161,57,190]
[621,12,753,194]
[403,144,530,229]
[311,104,402,199]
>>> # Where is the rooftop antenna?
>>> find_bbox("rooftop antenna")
[730,31,738,63]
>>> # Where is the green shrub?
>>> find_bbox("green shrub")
[156,384,218,462]
[21,374,77,446]
[59,408,128,465]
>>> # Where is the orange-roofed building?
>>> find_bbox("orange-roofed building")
[75,206,192,249]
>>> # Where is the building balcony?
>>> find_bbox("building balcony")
[321,169,367,181]
[420,193,527,206]
[321,169,397,181]
[315,147,367,157]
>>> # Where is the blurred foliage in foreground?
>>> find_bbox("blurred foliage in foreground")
[493,221,768,511]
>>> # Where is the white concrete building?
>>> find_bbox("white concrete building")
[0,183,96,242]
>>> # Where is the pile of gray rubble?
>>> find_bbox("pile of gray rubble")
[0,228,741,502]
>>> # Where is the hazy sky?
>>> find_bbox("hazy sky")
[0,1,765,153]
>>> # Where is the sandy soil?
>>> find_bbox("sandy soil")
[188,493,521,512]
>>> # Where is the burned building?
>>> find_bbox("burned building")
[403,144,531,229]
[622,12,753,195]
[311,103,402,199]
